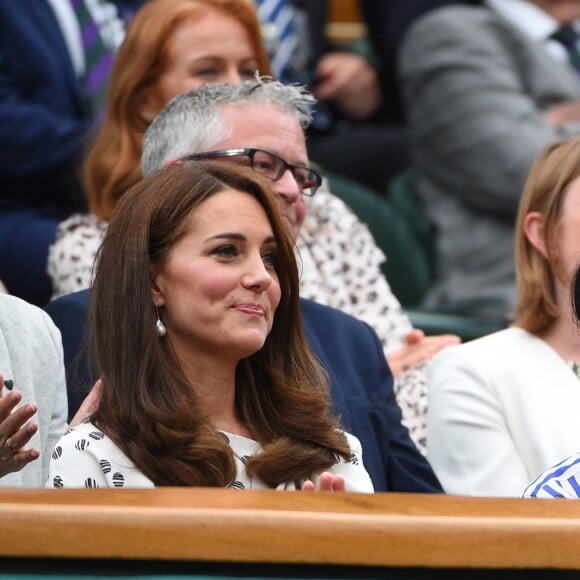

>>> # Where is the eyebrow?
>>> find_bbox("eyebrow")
[205,233,277,245]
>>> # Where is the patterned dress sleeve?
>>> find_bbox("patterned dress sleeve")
[523,453,580,499]
[47,421,153,489]
[394,365,428,456]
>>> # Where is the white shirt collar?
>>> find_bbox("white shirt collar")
[46,0,84,75]
[46,0,125,77]
[486,0,559,41]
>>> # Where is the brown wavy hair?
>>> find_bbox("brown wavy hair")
[574,265,580,323]
[514,137,580,335]
[90,162,350,487]
[84,0,271,221]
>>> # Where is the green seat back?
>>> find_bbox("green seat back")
[324,171,433,308]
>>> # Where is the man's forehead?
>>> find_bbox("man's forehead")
[216,105,301,140]
[210,103,307,163]
[219,101,289,120]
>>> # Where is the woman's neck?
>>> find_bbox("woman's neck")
[542,323,580,362]
[172,343,253,437]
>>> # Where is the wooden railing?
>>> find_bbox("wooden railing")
[1,488,580,571]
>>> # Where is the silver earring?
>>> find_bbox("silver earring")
[155,305,167,337]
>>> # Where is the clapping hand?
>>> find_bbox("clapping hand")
[0,372,39,478]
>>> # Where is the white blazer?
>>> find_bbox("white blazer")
[427,327,580,497]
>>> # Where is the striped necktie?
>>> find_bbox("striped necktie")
[551,25,580,74]
[70,0,115,119]
[255,0,300,84]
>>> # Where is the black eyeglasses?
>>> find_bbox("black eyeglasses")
[181,148,322,196]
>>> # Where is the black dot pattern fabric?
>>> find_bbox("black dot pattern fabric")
[47,421,373,492]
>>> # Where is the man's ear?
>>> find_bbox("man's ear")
[149,263,165,307]
[523,211,549,259]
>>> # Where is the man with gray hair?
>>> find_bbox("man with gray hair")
[141,78,459,455]
[142,80,316,180]
[46,78,443,493]
[138,77,443,492]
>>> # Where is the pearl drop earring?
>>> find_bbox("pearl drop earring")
[155,305,167,337]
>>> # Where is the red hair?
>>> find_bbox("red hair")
[85,0,271,220]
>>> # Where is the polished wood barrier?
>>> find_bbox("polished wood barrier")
[1,489,580,570]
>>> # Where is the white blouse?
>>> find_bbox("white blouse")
[47,421,374,492]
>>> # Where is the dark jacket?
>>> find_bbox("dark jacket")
[0,0,145,210]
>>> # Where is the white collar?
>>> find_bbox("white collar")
[486,0,560,41]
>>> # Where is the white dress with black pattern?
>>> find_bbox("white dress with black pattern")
[47,421,374,492]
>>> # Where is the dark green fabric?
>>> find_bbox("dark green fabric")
[324,171,432,308]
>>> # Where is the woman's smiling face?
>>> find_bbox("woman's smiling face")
[151,187,281,362]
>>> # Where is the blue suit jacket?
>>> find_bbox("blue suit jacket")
[0,0,144,210]
[45,289,442,493]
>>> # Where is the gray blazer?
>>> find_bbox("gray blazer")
[0,295,68,487]
[398,5,580,318]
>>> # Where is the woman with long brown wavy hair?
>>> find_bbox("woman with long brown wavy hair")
[46,0,458,457]
[47,161,373,491]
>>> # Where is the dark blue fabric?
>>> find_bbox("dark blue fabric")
[299,299,442,493]
[358,0,480,126]
[0,0,147,207]
[0,210,58,305]
[0,0,89,209]
[45,289,442,493]
[0,0,146,304]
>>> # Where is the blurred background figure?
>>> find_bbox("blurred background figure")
[427,137,580,497]
[399,0,580,320]
[358,0,475,126]
[253,0,408,194]
[0,0,145,305]
[253,0,477,193]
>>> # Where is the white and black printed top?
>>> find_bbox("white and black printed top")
[47,421,374,492]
